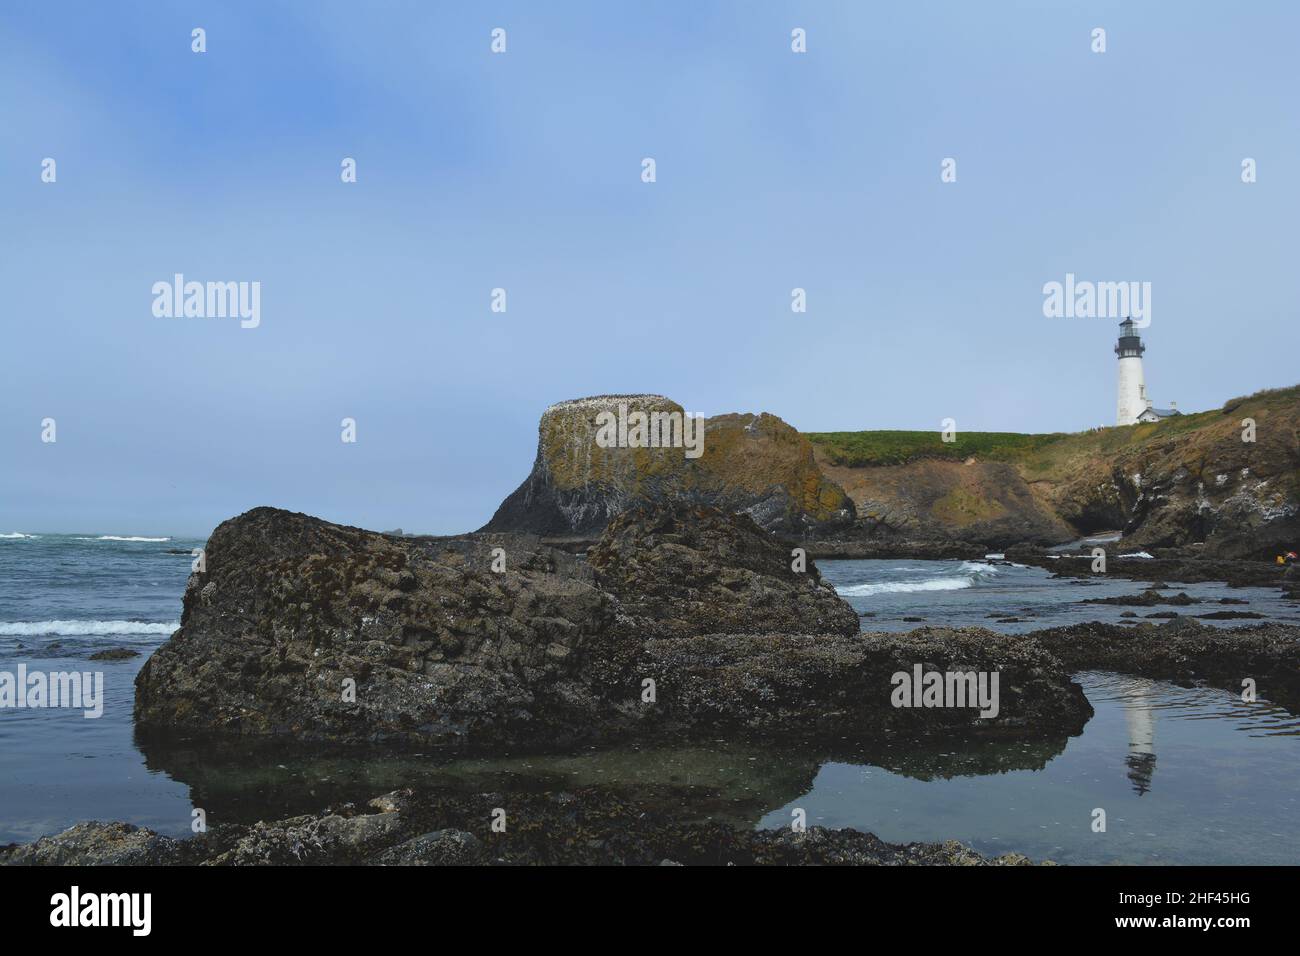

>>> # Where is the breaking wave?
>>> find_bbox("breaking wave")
[836,561,1002,596]
[838,577,974,596]
[0,620,178,637]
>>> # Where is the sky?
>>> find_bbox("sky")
[2,1,1297,537]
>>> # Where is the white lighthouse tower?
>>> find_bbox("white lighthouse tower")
[1115,318,1147,426]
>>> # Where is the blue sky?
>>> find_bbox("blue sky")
[2,2,1297,536]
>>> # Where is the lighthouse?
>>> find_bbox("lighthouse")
[1115,319,1182,425]
[1115,318,1148,425]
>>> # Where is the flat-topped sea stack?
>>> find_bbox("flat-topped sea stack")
[481,394,855,538]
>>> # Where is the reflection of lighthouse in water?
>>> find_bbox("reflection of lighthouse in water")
[1120,678,1158,795]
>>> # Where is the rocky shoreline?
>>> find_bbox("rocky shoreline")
[0,787,1038,867]
[15,470,1299,866]
[1004,545,1300,598]
[1029,618,1300,711]
[482,390,1300,561]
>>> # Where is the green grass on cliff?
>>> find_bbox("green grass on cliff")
[807,383,1300,470]
[806,430,1068,467]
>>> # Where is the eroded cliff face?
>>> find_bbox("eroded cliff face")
[481,387,1300,556]
[816,456,1075,547]
[481,395,855,537]
[1039,393,1300,558]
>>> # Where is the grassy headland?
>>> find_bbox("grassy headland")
[806,384,1300,479]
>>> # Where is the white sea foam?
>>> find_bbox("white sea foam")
[74,536,171,542]
[1119,551,1155,559]
[0,620,178,637]
[0,532,40,539]
[838,577,974,596]
[836,560,1002,597]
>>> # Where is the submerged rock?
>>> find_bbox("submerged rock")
[0,821,198,866]
[0,787,1043,867]
[88,647,141,661]
[129,724,1075,835]
[1028,618,1300,711]
[1082,589,1200,606]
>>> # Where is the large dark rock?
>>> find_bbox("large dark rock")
[135,507,619,748]
[588,504,861,638]
[135,505,1091,748]
[617,627,1092,738]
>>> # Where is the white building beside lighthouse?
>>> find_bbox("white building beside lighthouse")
[1115,318,1181,425]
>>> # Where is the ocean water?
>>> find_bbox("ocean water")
[0,534,200,843]
[2,537,1298,864]
[823,556,1300,632]
[757,672,1300,865]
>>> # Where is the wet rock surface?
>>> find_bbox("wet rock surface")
[0,788,1039,867]
[135,505,1092,748]
[619,627,1091,738]
[1005,546,1294,594]
[588,504,861,639]
[87,647,141,660]
[1027,618,1300,712]
[125,720,1076,838]
[135,507,619,749]
[1082,588,1201,606]
[0,821,202,866]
